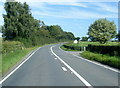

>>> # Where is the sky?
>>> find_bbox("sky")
[0,0,119,38]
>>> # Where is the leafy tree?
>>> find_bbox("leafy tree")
[75,37,80,41]
[2,1,75,47]
[48,25,63,40]
[88,19,116,44]
[81,37,88,41]
[3,1,20,40]
[66,32,75,40]
[59,32,75,41]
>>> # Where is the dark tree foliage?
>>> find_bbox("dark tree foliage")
[75,37,80,41]
[81,37,88,41]
[2,1,75,47]
[45,25,75,41]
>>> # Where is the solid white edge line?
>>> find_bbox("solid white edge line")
[50,46,93,88]
[0,47,41,84]
[59,46,120,73]
[62,67,67,72]
[73,55,120,73]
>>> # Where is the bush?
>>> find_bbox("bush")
[87,44,120,56]
[63,44,86,51]
[2,41,25,54]
[81,51,120,69]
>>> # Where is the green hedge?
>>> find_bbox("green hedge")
[63,44,86,51]
[81,51,120,69]
[2,41,25,54]
[87,44,120,56]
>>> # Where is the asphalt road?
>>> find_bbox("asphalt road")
[1,43,119,87]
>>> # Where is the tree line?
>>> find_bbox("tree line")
[1,0,119,46]
[2,1,75,47]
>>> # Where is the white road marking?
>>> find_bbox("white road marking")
[50,46,93,88]
[59,46,120,73]
[54,58,57,60]
[73,54,120,73]
[0,47,41,84]
[62,67,67,72]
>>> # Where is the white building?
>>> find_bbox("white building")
[73,40,78,44]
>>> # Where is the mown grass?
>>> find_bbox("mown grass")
[2,46,39,75]
[81,51,120,69]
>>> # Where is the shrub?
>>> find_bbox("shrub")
[2,41,25,54]
[81,51,120,69]
[63,44,86,51]
[87,44,120,56]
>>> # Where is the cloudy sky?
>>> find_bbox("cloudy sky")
[0,0,119,37]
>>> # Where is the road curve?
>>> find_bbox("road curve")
[1,43,119,87]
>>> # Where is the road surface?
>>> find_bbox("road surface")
[1,44,119,88]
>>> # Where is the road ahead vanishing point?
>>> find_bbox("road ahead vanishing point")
[1,44,119,87]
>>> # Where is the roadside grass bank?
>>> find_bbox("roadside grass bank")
[2,46,39,75]
[81,51,120,70]
[60,42,120,70]
[1,41,66,76]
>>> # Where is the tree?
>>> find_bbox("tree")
[3,1,20,40]
[65,32,75,40]
[2,1,40,40]
[75,37,80,41]
[2,1,75,46]
[81,37,88,41]
[88,19,116,44]
[48,25,63,41]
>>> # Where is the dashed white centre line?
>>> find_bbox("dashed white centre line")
[54,58,57,60]
[62,67,67,72]
[50,46,93,88]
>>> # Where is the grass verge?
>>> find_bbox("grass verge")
[1,42,61,76]
[81,51,120,70]
[2,46,39,75]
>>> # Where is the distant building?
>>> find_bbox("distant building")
[73,40,78,44]
[0,33,2,38]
